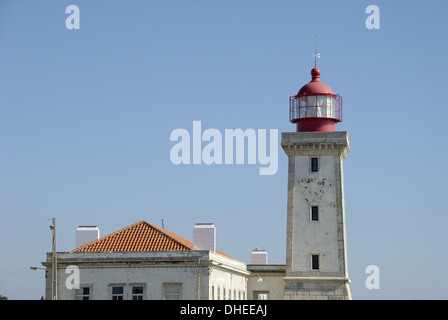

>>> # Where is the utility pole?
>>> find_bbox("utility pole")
[50,218,57,300]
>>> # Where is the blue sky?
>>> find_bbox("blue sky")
[0,0,447,300]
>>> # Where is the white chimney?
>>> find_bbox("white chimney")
[193,223,216,252]
[251,248,268,265]
[76,226,100,248]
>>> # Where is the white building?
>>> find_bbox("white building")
[43,221,250,300]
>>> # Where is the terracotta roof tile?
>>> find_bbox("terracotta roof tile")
[71,221,233,259]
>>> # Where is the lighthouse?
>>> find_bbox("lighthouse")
[281,67,351,300]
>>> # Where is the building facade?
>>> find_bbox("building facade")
[46,250,248,300]
[43,221,249,300]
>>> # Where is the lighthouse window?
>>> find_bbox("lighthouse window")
[311,158,319,172]
[311,206,319,221]
[307,96,317,117]
[312,255,320,270]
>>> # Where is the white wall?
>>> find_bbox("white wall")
[58,265,202,300]
[246,265,285,300]
[209,268,247,300]
[50,251,249,300]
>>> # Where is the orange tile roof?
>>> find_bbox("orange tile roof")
[71,221,233,259]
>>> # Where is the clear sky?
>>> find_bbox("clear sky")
[0,0,447,300]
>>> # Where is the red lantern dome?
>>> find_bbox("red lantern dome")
[289,68,342,132]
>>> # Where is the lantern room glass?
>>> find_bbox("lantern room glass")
[298,95,335,118]
[290,94,341,122]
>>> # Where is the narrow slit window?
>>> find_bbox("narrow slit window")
[311,158,319,172]
[312,255,319,270]
[311,206,319,221]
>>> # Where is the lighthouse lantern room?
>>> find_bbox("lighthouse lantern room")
[289,67,342,132]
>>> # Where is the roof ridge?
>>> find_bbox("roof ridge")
[141,221,194,251]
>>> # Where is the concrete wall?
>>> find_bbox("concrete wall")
[247,265,285,300]
[208,251,248,300]
[209,268,247,300]
[289,154,341,274]
[62,264,200,300]
[283,279,351,300]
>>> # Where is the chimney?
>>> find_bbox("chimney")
[193,223,216,252]
[251,248,268,265]
[75,226,100,248]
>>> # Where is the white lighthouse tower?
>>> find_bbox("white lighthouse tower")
[281,66,351,300]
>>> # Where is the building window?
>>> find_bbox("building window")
[253,291,269,300]
[75,287,90,300]
[164,283,182,300]
[132,286,144,300]
[311,157,319,172]
[311,206,319,221]
[312,255,320,270]
[112,286,124,300]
